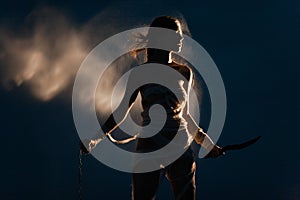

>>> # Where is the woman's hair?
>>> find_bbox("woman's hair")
[149,16,179,31]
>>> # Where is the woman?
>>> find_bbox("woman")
[82,16,223,200]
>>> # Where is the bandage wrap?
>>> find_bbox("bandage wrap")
[194,128,215,150]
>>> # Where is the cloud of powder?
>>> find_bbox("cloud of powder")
[0,8,87,101]
[0,7,142,116]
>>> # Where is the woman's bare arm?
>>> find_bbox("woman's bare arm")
[80,71,140,153]
[183,68,220,152]
[102,89,139,134]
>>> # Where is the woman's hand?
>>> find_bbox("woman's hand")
[80,139,100,155]
[204,145,225,159]
[80,139,92,155]
[80,138,102,155]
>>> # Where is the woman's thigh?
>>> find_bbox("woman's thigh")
[165,151,196,200]
[132,170,161,200]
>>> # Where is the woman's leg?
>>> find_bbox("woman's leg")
[132,170,161,200]
[166,151,196,200]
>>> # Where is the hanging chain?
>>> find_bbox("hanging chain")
[78,144,83,200]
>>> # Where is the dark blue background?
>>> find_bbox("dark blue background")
[0,0,299,199]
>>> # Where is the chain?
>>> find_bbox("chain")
[78,144,83,200]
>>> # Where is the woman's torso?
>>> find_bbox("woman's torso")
[136,62,192,151]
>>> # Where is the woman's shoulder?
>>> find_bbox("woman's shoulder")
[169,61,192,70]
[169,61,193,79]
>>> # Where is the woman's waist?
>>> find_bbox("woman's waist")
[136,124,191,151]
[140,116,187,135]
[142,115,186,127]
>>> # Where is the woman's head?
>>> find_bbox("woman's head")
[148,16,183,53]
[131,16,187,63]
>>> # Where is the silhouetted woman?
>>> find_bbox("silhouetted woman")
[82,16,223,200]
